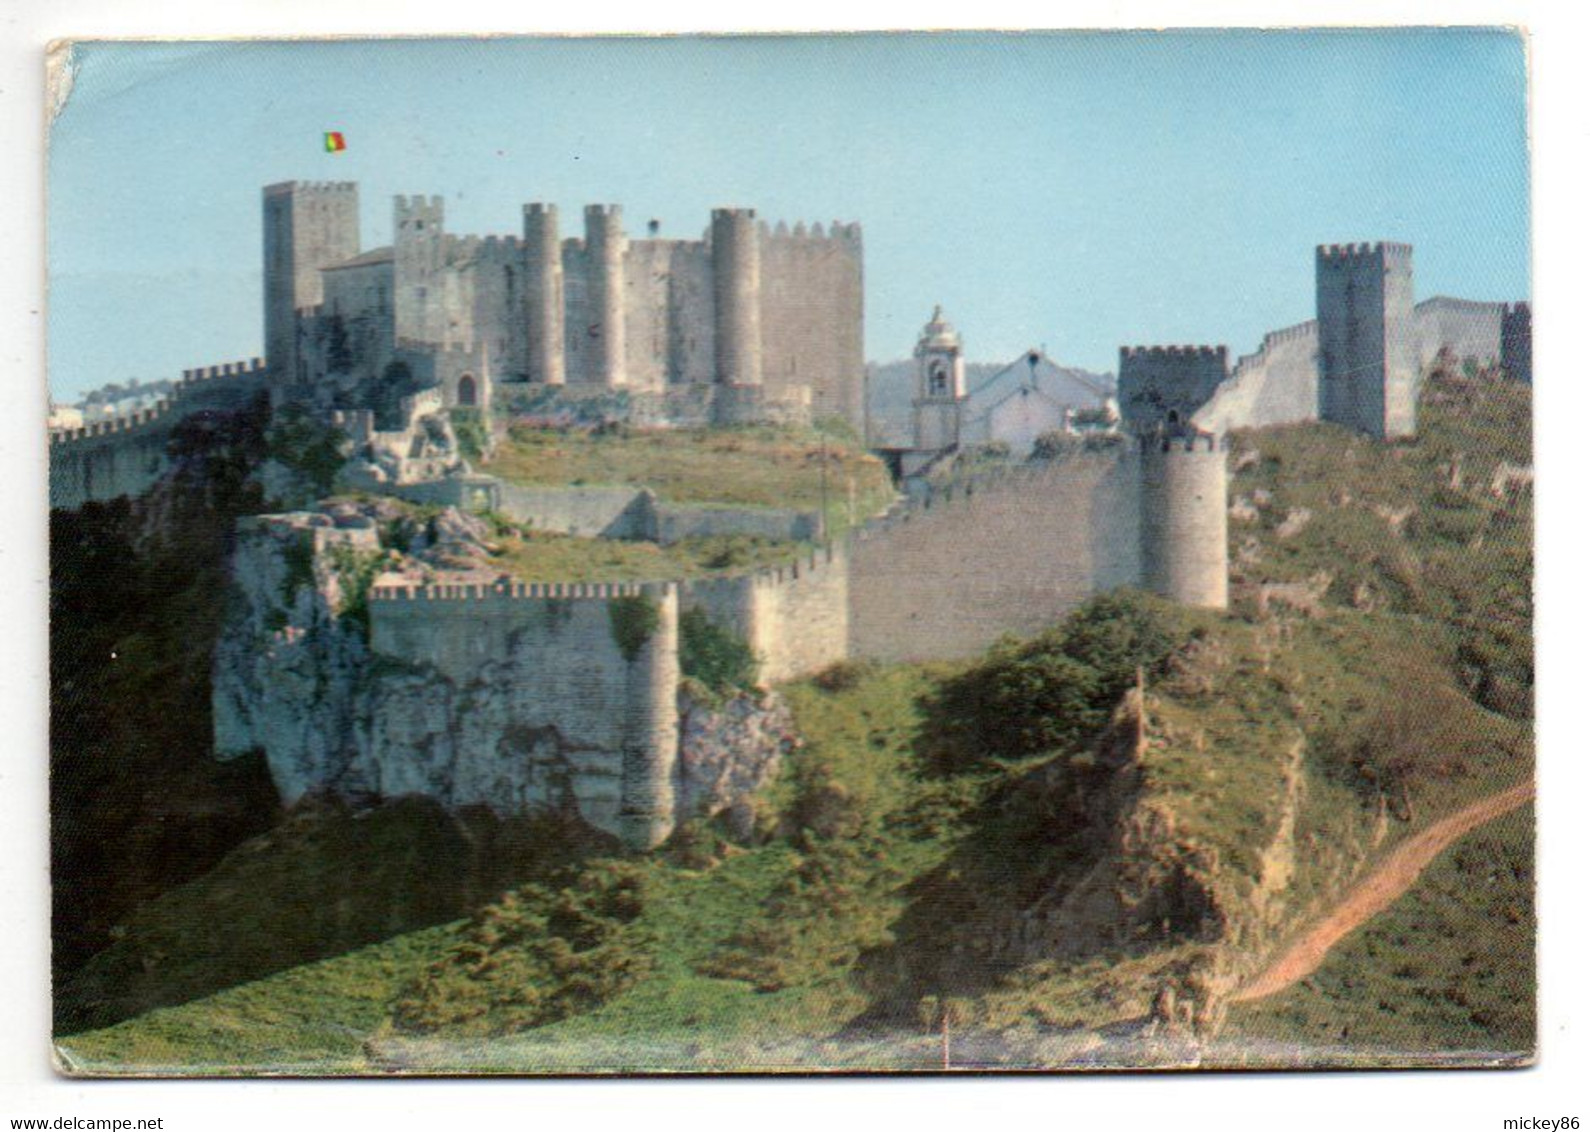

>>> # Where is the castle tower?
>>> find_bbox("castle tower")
[1117,345,1230,434]
[911,306,966,451]
[1502,301,1532,384]
[523,203,566,385]
[394,195,447,344]
[263,181,361,387]
[585,205,627,387]
[1139,428,1229,609]
[711,208,763,387]
[618,585,681,849]
[1316,242,1418,439]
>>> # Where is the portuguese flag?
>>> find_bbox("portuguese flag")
[324,131,347,153]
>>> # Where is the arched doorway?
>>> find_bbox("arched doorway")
[457,373,478,407]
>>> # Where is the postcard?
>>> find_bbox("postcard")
[47,30,1533,1075]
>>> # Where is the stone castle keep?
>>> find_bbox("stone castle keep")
[51,185,1530,848]
[264,181,865,429]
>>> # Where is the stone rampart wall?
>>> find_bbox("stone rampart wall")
[492,481,820,544]
[682,544,849,683]
[49,359,268,510]
[847,451,1145,662]
[1194,321,1319,433]
[368,579,680,847]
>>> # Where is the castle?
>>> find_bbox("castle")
[49,185,1531,849]
[264,181,865,430]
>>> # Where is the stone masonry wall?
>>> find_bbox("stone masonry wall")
[1415,296,1508,368]
[760,223,865,428]
[1194,321,1319,434]
[847,451,1145,663]
[683,544,850,684]
[368,580,681,848]
[49,360,268,510]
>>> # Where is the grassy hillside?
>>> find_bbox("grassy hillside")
[1214,804,1534,1068]
[58,368,1533,1074]
[55,799,613,1037]
[483,423,897,533]
[56,595,1528,1073]
[1227,367,1532,720]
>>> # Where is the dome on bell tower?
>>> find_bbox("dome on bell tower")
[917,305,962,353]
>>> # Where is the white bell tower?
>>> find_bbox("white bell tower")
[912,305,966,451]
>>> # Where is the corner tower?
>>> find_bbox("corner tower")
[263,181,361,386]
[1501,302,1532,384]
[1139,427,1229,610]
[1316,242,1418,439]
[911,306,966,451]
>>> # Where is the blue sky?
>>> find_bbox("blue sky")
[47,30,1529,401]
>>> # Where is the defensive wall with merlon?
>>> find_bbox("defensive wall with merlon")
[49,358,268,510]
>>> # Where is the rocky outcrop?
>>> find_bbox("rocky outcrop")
[212,510,382,801]
[213,504,789,842]
[677,690,798,837]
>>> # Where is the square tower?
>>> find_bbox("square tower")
[1316,242,1418,439]
[1117,345,1229,434]
[263,181,361,387]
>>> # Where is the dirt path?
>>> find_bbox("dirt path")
[1232,780,1534,1003]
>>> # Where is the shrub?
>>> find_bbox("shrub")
[678,608,759,694]
[811,658,877,693]
[928,591,1182,767]
[325,543,386,634]
[449,408,489,464]
[699,824,893,991]
[608,594,661,661]
[265,404,348,497]
[1031,430,1071,461]
[391,860,652,1036]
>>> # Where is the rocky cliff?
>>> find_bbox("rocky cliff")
[212,502,791,839]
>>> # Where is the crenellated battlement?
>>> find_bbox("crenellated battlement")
[740,542,843,589]
[52,357,269,447]
[1139,427,1226,454]
[1318,240,1413,262]
[760,218,863,245]
[370,577,678,603]
[180,357,268,384]
[1120,344,1228,362]
[396,194,445,212]
[49,406,169,446]
[265,180,357,196]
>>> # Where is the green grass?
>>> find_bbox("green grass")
[483,423,898,533]
[1228,367,1533,720]
[59,372,1534,1074]
[485,529,814,582]
[57,927,452,1076]
[1214,804,1535,1068]
[53,798,612,1039]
